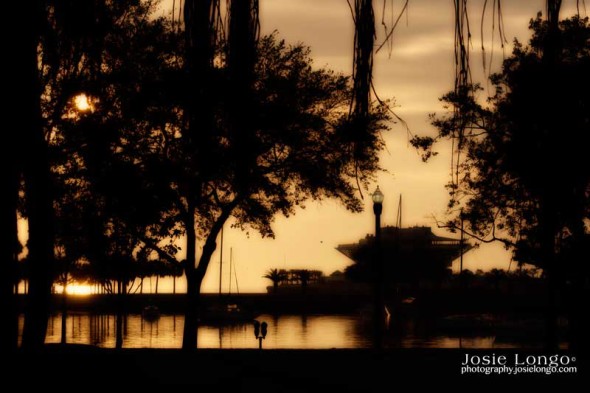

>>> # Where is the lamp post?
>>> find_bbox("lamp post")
[372,186,384,350]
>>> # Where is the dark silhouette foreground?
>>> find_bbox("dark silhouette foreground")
[4,346,585,389]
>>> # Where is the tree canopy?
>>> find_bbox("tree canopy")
[412,15,590,272]
[192,34,389,240]
[40,0,183,291]
[30,1,390,347]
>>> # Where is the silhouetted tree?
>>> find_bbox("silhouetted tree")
[14,0,133,349]
[485,269,507,293]
[0,156,19,351]
[175,29,389,348]
[175,0,390,349]
[180,0,223,350]
[263,269,286,294]
[37,0,183,347]
[458,269,476,288]
[20,0,56,350]
[55,4,180,254]
[294,270,312,294]
[413,15,590,350]
[1,0,23,348]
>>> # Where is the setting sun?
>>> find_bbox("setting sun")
[8,2,586,386]
[55,283,95,296]
[74,93,91,111]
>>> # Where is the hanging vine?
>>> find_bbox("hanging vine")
[348,0,409,196]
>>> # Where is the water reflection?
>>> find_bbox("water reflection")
[34,313,540,349]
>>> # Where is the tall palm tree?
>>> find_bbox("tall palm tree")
[263,269,286,294]
[295,270,312,294]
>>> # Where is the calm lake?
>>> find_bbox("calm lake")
[23,312,555,349]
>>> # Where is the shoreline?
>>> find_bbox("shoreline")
[16,290,554,315]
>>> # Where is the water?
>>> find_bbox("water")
[33,312,543,349]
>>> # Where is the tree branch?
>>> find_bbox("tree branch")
[139,235,179,265]
[120,224,179,266]
[195,198,241,278]
[431,213,516,248]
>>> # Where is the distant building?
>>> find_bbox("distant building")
[337,226,473,286]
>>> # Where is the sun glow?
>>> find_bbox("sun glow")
[55,283,95,296]
[74,93,91,111]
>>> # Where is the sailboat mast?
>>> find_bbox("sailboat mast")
[394,194,402,248]
[233,253,240,295]
[229,247,233,295]
[397,194,402,228]
[460,211,464,274]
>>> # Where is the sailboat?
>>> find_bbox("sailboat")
[200,229,257,325]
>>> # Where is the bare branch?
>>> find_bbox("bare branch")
[375,0,409,54]
[431,213,516,248]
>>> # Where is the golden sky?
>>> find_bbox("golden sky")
[142,1,583,292]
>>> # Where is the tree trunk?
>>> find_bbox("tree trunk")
[568,216,589,353]
[22,0,55,350]
[540,201,560,351]
[539,1,562,348]
[228,0,258,192]
[182,205,198,350]
[183,271,204,350]
[0,155,19,352]
[2,0,33,354]
[182,204,235,350]
[350,0,375,171]
[115,279,125,349]
[181,0,217,350]
[60,276,67,345]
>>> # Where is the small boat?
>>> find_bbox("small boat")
[438,314,494,333]
[142,305,161,322]
[200,241,257,325]
[200,302,256,325]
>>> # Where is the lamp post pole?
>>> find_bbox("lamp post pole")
[372,186,384,350]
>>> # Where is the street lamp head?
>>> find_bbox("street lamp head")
[372,186,384,205]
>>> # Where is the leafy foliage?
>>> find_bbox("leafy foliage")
[37,2,390,292]
[204,35,389,239]
[412,15,590,269]
[41,1,183,288]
